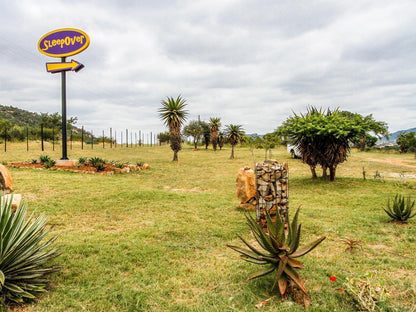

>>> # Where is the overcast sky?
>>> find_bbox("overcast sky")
[1,0,415,141]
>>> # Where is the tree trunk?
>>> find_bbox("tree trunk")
[230,145,235,159]
[322,165,328,179]
[310,165,317,179]
[329,165,336,181]
[360,135,365,151]
[172,150,178,161]
[194,139,197,149]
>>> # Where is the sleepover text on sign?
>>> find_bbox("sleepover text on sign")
[38,28,90,58]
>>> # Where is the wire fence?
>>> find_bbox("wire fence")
[1,127,164,152]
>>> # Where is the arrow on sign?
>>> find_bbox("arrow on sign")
[46,59,84,73]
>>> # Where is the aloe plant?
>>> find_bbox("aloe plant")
[227,208,325,306]
[0,196,59,306]
[89,157,106,171]
[384,194,415,222]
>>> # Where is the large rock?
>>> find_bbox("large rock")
[0,164,13,193]
[236,167,256,203]
[2,194,22,210]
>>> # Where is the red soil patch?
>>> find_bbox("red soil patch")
[7,161,148,174]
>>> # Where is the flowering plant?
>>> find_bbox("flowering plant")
[344,273,390,312]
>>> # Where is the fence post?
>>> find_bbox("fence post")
[81,126,84,150]
[91,130,94,149]
[26,127,29,151]
[4,128,7,152]
[110,128,112,148]
[102,130,105,148]
[52,128,55,151]
[126,129,128,148]
[41,124,44,151]
[70,129,72,150]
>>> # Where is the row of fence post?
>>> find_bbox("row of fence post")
[2,127,161,152]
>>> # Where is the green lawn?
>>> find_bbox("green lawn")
[3,142,416,311]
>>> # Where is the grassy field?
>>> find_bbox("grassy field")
[2,142,416,311]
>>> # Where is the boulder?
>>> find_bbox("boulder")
[236,167,256,203]
[0,164,13,193]
[2,194,22,210]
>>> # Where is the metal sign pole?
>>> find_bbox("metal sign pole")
[61,56,68,160]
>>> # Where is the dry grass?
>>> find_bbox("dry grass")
[2,142,416,311]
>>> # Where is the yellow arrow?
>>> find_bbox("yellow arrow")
[46,59,83,73]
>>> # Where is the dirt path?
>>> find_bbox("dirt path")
[367,158,416,169]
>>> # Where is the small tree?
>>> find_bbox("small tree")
[225,124,244,159]
[159,95,189,161]
[397,132,416,153]
[278,107,373,181]
[157,132,170,145]
[339,111,388,151]
[200,121,210,149]
[183,120,203,149]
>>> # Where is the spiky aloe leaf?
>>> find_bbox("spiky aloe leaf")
[271,256,288,293]
[237,235,274,258]
[290,236,326,258]
[0,199,59,305]
[241,257,269,265]
[265,210,284,245]
[287,257,304,268]
[289,224,302,253]
[226,245,264,261]
[0,269,5,285]
[245,214,276,255]
[278,276,288,296]
[287,206,300,248]
[283,265,308,294]
[383,208,397,220]
[247,266,276,281]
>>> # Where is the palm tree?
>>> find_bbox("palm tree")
[225,124,244,159]
[209,117,221,151]
[218,131,225,150]
[159,95,188,161]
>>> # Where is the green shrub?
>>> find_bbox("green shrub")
[0,196,59,307]
[39,155,52,164]
[43,160,55,169]
[383,194,416,222]
[111,160,125,169]
[89,157,106,171]
[78,157,87,165]
[227,208,326,308]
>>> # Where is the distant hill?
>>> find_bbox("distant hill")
[388,128,416,141]
[0,105,41,127]
[378,127,416,144]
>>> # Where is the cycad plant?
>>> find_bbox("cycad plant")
[0,197,59,306]
[89,157,106,171]
[227,208,325,308]
[209,117,221,151]
[225,124,244,159]
[383,194,415,222]
[159,95,189,161]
